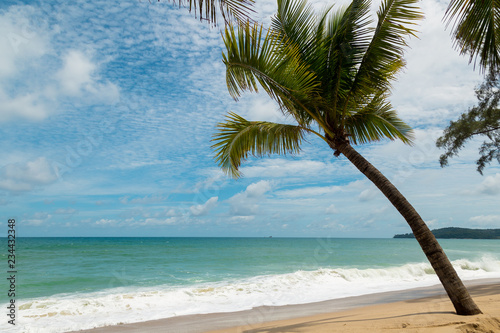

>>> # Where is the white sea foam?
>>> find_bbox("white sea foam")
[4,256,500,333]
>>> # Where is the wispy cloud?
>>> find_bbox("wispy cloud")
[462,173,500,196]
[0,6,119,122]
[475,174,500,195]
[325,204,338,214]
[119,194,169,205]
[469,215,500,227]
[0,157,58,192]
[190,196,218,216]
[56,50,119,101]
[242,159,338,179]
[228,180,272,216]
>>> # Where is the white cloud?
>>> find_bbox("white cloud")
[140,217,182,226]
[25,211,52,226]
[276,179,369,199]
[325,204,338,214]
[315,221,345,230]
[462,173,500,196]
[469,215,500,227]
[0,91,49,122]
[371,206,389,215]
[277,185,341,198]
[425,219,438,228]
[165,209,177,217]
[25,219,46,226]
[0,50,119,122]
[358,189,378,202]
[192,174,225,193]
[152,7,221,54]
[119,194,168,204]
[190,196,218,216]
[0,157,58,192]
[228,180,272,215]
[245,181,272,197]
[0,6,52,122]
[0,5,47,78]
[242,159,336,179]
[0,6,119,123]
[475,174,500,195]
[237,94,289,123]
[56,50,119,102]
[56,50,96,95]
[95,218,117,225]
[230,215,256,223]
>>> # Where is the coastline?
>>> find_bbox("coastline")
[72,278,500,333]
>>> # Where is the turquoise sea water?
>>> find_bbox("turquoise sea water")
[1,237,500,332]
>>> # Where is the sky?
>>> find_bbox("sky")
[0,0,498,238]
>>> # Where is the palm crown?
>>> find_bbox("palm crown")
[213,0,422,178]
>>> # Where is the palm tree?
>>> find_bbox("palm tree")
[445,0,500,73]
[212,0,482,315]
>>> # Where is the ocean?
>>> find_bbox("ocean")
[1,237,500,332]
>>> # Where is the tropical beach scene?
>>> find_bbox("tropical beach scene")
[0,0,499,332]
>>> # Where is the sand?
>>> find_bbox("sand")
[73,280,500,333]
[207,284,500,333]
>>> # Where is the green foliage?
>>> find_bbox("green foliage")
[221,22,320,126]
[212,112,306,178]
[436,73,500,174]
[213,0,422,177]
[344,93,414,145]
[394,227,500,239]
[445,0,500,73]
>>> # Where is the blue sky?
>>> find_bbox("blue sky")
[0,0,498,238]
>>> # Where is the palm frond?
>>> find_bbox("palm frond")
[445,0,500,73]
[211,112,305,178]
[165,0,255,26]
[350,0,423,98]
[270,0,319,63]
[344,94,414,145]
[222,22,320,126]
[320,0,372,114]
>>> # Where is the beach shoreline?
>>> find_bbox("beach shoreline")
[72,278,500,333]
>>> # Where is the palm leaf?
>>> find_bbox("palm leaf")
[445,0,500,73]
[212,112,305,178]
[270,0,319,64]
[222,23,320,127]
[350,0,423,99]
[166,0,255,26]
[344,94,414,145]
[320,0,372,115]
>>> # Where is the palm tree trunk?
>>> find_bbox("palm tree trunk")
[336,142,482,315]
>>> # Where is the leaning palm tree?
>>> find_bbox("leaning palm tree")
[212,0,482,315]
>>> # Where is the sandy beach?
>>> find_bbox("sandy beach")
[75,279,500,333]
[207,284,500,333]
